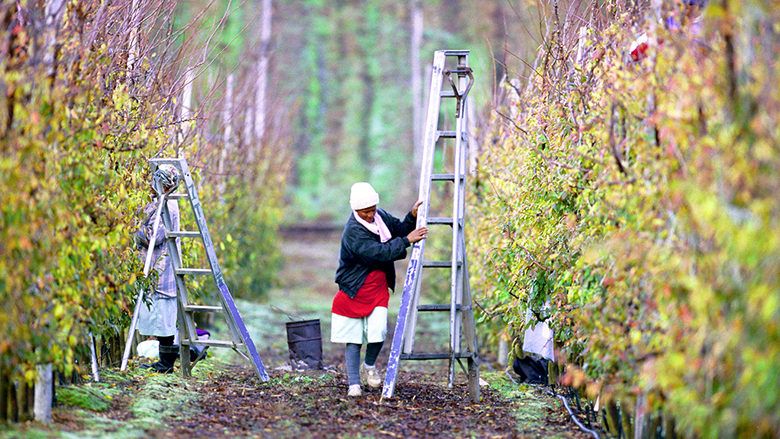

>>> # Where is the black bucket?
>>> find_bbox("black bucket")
[286,319,323,370]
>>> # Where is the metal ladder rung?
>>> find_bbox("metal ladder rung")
[184,305,223,313]
[168,193,190,200]
[175,268,213,276]
[431,173,455,181]
[417,304,462,312]
[422,260,461,268]
[400,352,476,361]
[437,130,456,139]
[428,217,453,226]
[182,339,243,349]
[442,50,470,56]
[168,231,202,238]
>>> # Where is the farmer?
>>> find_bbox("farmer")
[331,182,428,396]
[137,164,181,373]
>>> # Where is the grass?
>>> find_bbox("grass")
[55,385,115,413]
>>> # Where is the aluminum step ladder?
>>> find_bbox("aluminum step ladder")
[382,50,479,402]
[121,157,269,382]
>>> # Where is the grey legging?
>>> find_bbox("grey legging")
[345,342,383,386]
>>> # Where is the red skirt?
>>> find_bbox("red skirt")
[332,270,389,318]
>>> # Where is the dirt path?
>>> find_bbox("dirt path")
[175,229,591,439]
[7,229,592,439]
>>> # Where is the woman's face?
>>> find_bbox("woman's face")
[356,206,377,223]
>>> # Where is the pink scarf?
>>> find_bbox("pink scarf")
[353,211,392,243]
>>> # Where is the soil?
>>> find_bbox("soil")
[165,367,583,439]
[7,228,594,439]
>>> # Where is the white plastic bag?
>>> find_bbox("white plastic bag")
[522,309,554,361]
[137,339,160,359]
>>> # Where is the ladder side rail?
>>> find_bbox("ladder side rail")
[402,49,447,353]
[176,300,193,376]
[383,240,426,398]
[383,50,447,400]
[449,179,466,386]
[456,55,472,360]
[447,131,461,386]
[417,50,447,220]
[120,289,144,371]
[457,61,480,401]
[403,50,447,352]
[447,60,470,386]
[402,261,425,354]
[403,120,448,355]
[454,76,480,401]
[174,279,199,343]
[178,163,244,346]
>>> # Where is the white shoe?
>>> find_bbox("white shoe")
[348,384,362,397]
[362,363,382,388]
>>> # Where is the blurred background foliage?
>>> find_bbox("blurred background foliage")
[269,0,541,218]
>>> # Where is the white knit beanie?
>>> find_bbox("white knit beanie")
[349,182,380,211]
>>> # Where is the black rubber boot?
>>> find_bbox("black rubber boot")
[141,345,179,373]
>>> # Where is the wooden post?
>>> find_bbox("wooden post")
[620,398,634,439]
[34,364,52,423]
[89,333,100,382]
[16,380,28,422]
[0,369,8,422]
[605,400,621,438]
[9,378,18,422]
[497,339,509,368]
[663,413,676,439]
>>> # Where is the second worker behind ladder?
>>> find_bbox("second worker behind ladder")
[137,165,181,373]
[331,182,428,397]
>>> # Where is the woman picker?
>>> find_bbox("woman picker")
[331,182,428,396]
[137,164,181,373]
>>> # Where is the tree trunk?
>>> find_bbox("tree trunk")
[254,0,273,155]
[490,2,506,88]
[179,67,195,156]
[219,74,234,196]
[410,0,423,173]
[43,0,67,78]
[127,0,141,79]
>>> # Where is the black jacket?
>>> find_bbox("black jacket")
[335,208,417,298]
